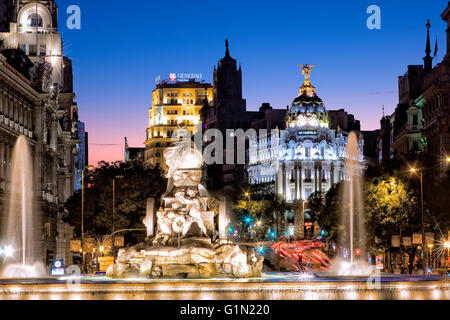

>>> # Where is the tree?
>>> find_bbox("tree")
[64,161,166,245]
[314,184,342,244]
[233,182,290,240]
[365,172,421,273]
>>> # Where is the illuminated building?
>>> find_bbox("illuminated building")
[378,9,450,178]
[144,79,213,169]
[248,67,364,238]
[0,0,82,266]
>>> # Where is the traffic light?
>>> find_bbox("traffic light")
[355,248,361,256]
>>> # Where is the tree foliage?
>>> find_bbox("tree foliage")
[233,182,290,235]
[64,161,166,244]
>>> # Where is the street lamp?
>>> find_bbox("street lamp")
[427,244,433,272]
[81,165,94,272]
[410,167,425,273]
[112,175,124,251]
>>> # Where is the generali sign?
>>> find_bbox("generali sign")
[169,73,203,82]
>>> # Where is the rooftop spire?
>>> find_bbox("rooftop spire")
[424,19,433,72]
[225,39,230,57]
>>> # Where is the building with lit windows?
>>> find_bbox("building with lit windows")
[144,79,213,168]
[0,0,83,266]
[247,67,364,238]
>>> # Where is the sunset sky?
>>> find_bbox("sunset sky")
[56,0,448,165]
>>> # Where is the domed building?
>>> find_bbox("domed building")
[247,66,364,238]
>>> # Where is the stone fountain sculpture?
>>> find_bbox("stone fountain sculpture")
[107,127,263,278]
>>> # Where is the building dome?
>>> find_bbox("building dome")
[289,85,327,117]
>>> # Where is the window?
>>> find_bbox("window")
[27,13,43,28]
[305,188,312,200]
[39,44,46,56]
[413,141,419,151]
[155,143,160,148]
[305,147,311,158]
[29,44,37,56]
[412,114,418,126]
[305,168,311,181]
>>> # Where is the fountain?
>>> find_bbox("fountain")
[107,126,263,278]
[0,135,46,278]
[329,131,371,276]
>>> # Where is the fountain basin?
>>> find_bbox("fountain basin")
[0,272,448,300]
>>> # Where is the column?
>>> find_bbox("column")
[28,109,33,131]
[314,163,318,192]
[24,108,28,128]
[295,163,300,201]
[5,144,10,181]
[283,165,290,200]
[330,162,335,185]
[51,118,58,150]
[144,198,155,237]
[218,197,227,239]
[5,94,9,118]
[9,97,13,119]
[0,143,4,181]
[0,89,3,114]
[298,163,303,200]
[19,101,23,125]
[319,163,323,194]
[281,163,286,201]
[13,98,18,122]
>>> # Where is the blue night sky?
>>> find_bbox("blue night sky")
[55,0,449,165]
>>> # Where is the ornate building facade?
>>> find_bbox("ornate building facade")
[248,66,364,238]
[0,0,83,266]
[377,4,450,179]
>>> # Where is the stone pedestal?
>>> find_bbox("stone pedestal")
[143,198,155,237]
[218,197,227,239]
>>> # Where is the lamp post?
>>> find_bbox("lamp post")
[112,175,124,252]
[410,167,425,273]
[81,165,94,273]
[427,244,433,272]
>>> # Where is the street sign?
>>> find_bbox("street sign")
[425,232,434,246]
[375,255,384,270]
[402,237,411,246]
[413,233,422,244]
[391,235,400,247]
